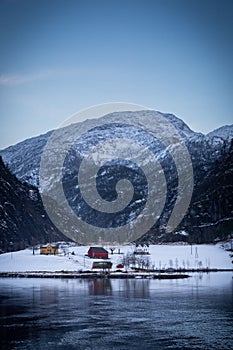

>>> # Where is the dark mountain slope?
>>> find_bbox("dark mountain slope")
[0,156,67,252]
[150,139,233,243]
[181,139,233,242]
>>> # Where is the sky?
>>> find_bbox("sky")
[0,0,233,149]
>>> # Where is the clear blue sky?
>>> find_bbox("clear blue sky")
[0,0,232,149]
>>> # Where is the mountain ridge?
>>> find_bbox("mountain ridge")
[206,125,233,140]
[0,110,200,187]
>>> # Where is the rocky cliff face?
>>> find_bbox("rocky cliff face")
[149,138,233,243]
[0,156,67,253]
[1,110,232,244]
[184,138,233,242]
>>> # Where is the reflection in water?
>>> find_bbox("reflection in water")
[118,279,150,298]
[88,278,112,295]
[87,278,150,298]
[40,286,59,304]
[0,273,232,350]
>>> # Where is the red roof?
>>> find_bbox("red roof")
[117,263,124,269]
[88,247,108,253]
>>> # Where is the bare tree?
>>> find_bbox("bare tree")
[110,247,115,255]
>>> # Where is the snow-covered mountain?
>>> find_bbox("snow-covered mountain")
[207,125,233,140]
[0,110,232,244]
[0,111,196,187]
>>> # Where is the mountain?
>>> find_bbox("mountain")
[154,138,233,243]
[207,125,233,140]
[0,156,68,253]
[1,110,232,244]
[0,111,196,187]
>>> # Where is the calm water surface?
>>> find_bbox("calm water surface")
[0,273,232,350]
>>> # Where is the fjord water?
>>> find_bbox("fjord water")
[0,273,232,350]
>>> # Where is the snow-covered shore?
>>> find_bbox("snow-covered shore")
[0,244,232,273]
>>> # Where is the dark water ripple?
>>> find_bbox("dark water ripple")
[0,273,232,350]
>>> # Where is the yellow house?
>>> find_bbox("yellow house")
[40,243,59,255]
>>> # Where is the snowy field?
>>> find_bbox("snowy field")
[0,243,232,272]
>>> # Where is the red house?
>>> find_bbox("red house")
[87,247,108,259]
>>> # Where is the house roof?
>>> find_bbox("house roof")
[135,243,149,247]
[40,243,59,248]
[117,263,124,268]
[89,247,108,253]
[92,261,112,268]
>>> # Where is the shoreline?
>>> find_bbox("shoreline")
[0,272,190,279]
[0,269,232,280]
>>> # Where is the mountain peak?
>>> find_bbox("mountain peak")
[207,125,233,140]
[99,110,196,138]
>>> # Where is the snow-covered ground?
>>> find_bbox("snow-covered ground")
[0,243,232,272]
